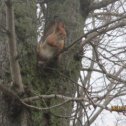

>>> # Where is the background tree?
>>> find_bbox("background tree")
[0,0,126,126]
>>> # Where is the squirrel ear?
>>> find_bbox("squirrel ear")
[59,22,65,28]
[55,22,65,32]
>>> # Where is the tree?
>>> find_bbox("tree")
[0,0,126,126]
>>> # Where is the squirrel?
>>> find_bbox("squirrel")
[37,20,67,68]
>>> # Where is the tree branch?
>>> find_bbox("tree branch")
[90,12,125,17]
[91,43,126,85]
[0,83,124,113]
[22,94,109,111]
[62,14,126,53]
[23,94,87,103]
[22,94,122,113]
[5,0,24,93]
[89,0,119,11]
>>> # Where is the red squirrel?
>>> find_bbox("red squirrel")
[37,21,66,67]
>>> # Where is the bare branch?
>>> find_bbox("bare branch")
[62,14,126,53]
[22,94,109,111]
[23,94,87,103]
[91,43,126,85]
[5,0,24,93]
[22,94,122,113]
[81,68,103,73]
[90,12,125,17]
[0,83,124,115]
[89,0,119,11]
